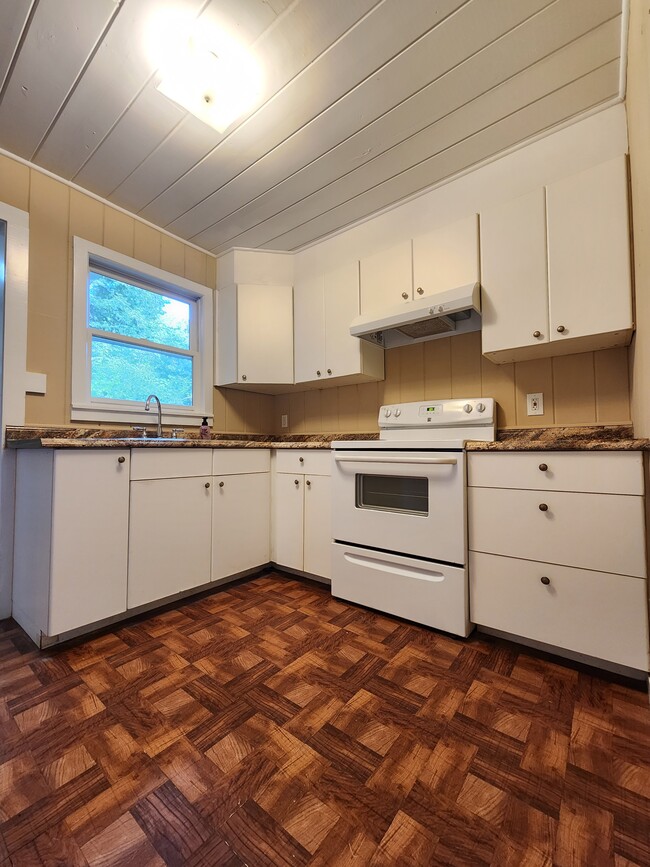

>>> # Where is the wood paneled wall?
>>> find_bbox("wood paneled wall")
[0,154,228,428]
[273,332,631,434]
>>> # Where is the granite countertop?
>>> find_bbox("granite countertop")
[465,425,650,451]
[6,424,649,452]
[4,427,378,450]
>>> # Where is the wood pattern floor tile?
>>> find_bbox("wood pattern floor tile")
[1,571,649,865]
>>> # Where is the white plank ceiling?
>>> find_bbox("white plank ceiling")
[0,0,625,252]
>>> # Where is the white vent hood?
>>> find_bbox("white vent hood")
[350,283,481,348]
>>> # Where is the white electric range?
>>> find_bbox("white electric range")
[330,397,495,637]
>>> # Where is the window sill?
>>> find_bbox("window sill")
[71,405,212,426]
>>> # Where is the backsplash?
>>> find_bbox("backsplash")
[272,332,631,435]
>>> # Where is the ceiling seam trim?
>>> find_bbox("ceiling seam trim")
[0,0,39,101]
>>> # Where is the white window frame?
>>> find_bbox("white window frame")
[72,238,213,425]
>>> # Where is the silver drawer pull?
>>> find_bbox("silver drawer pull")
[335,455,457,466]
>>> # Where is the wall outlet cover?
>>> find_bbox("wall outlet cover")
[527,392,544,416]
[281,414,288,428]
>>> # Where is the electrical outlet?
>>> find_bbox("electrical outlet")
[281,414,288,428]
[527,392,544,416]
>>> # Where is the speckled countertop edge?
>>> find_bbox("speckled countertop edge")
[6,424,648,451]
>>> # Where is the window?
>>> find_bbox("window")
[72,238,213,424]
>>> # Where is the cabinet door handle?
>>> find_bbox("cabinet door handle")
[316,370,321,376]
[538,503,548,512]
[417,287,424,295]
[401,291,409,300]
[294,479,299,486]
[540,576,550,585]
[242,374,247,381]
[219,481,224,487]
[539,463,548,472]
[327,368,332,375]
[556,325,566,333]
[205,482,211,489]
[117,456,126,464]
[299,457,304,463]
[533,330,541,338]
[306,480,311,487]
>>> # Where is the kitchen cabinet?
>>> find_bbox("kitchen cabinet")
[216,282,294,391]
[128,450,213,608]
[12,450,130,645]
[481,156,633,362]
[294,261,383,386]
[359,215,479,315]
[273,450,331,579]
[212,449,271,580]
[468,452,649,671]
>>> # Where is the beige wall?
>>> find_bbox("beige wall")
[627,2,650,437]
[273,333,631,434]
[0,151,633,437]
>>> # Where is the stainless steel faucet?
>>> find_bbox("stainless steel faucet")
[144,394,163,437]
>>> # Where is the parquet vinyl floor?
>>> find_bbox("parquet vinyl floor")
[0,571,649,866]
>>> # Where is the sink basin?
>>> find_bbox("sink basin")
[111,436,192,443]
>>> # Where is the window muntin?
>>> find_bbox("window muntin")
[72,238,213,424]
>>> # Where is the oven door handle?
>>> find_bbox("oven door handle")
[333,455,457,466]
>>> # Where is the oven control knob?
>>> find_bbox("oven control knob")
[476,403,486,413]
[384,408,392,417]
[463,403,473,413]
[394,408,401,417]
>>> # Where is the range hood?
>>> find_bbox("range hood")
[350,282,481,348]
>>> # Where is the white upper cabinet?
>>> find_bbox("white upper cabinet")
[294,262,383,386]
[481,189,549,356]
[216,282,294,390]
[481,156,633,363]
[546,156,632,342]
[360,240,412,314]
[412,215,479,296]
[360,216,479,315]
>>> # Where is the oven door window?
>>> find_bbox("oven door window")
[356,474,428,516]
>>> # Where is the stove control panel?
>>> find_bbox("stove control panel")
[379,398,495,429]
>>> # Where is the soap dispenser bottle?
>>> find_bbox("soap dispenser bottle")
[200,417,210,440]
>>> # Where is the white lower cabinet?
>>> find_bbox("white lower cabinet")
[128,476,213,608]
[13,450,130,644]
[468,452,649,671]
[273,450,331,579]
[212,472,270,580]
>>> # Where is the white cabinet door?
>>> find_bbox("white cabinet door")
[217,283,294,387]
[324,262,363,380]
[360,240,412,314]
[212,473,270,580]
[128,476,212,608]
[547,156,632,342]
[480,190,549,356]
[49,451,130,635]
[273,473,304,570]
[412,214,479,297]
[294,273,325,384]
[304,475,331,579]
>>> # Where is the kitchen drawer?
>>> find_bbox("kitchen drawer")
[212,449,270,475]
[275,449,331,476]
[469,551,649,670]
[130,449,212,480]
[468,451,643,495]
[469,486,646,578]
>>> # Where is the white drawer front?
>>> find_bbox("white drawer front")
[469,551,649,670]
[332,542,470,637]
[469,487,646,578]
[468,451,643,495]
[130,449,212,480]
[212,449,270,475]
[275,449,331,476]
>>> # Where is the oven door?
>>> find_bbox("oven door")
[331,449,466,564]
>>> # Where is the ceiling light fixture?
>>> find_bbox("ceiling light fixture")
[148,9,263,134]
